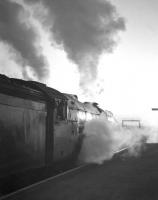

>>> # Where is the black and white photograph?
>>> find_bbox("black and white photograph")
[0,0,158,199]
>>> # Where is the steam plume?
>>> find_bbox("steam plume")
[27,0,125,93]
[0,0,48,80]
[79,118,157,164]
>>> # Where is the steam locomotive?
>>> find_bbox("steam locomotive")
[0,74,115,178]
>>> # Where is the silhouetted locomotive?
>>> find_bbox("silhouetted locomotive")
[0,74,115,178]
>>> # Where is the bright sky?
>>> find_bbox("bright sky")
[45,0,158,125]
[100,0,158,124]
[0,0,158,126]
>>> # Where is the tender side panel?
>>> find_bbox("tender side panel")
[0,93,46,178]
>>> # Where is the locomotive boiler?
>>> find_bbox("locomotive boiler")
[0,74,115,179]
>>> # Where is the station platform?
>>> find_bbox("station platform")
[1,143,158,200]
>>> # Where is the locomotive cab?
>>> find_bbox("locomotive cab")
[53,97,80,162]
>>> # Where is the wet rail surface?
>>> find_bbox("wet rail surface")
[1,143,158,200]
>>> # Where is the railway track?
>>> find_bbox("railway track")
[0,164,91,200]
[0,147,128,200]
[2,144,158,200]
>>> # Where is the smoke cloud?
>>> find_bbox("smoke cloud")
[78,118,158,164]
[79,118,115,164]
[27,0,125,94]
[0,0,48,80]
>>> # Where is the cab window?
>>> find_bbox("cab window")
[54,100,67,121]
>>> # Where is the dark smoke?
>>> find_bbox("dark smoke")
[27,0,125,93]
[0,0,48,80]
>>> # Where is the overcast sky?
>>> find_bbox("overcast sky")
[0,0,158,125]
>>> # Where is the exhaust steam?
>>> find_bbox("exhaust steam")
[78,118,158,164]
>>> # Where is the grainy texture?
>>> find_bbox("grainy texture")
[4,144,158,200]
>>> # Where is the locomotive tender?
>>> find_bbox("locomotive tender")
[0,74,114,178]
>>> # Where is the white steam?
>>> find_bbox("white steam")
[78,118,158,164]
[26,0,125,95]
